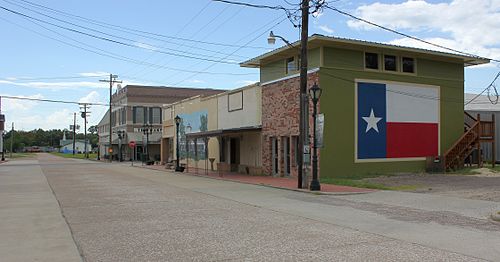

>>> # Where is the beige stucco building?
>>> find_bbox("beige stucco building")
[161,84,262,174]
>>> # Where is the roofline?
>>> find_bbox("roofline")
[162,83,261,108]
[240,34,490,68]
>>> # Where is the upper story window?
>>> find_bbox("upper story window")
[365,53,379,70]
[384,55,397,71]
[286,56,297,74]
[149,107,162,124]
[133,106,144,124]
[402,57,415,73]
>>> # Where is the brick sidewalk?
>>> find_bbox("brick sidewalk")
[140,165,374,194]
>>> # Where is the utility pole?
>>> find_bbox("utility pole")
[80,103,91,159]
[298,0,310,189]
[100,74,122,162]
[10,122,13,158]
[73,112,76,155]
[0,96,4,161]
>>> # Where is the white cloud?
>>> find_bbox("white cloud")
[186,79,205,84]
[318,25,334,34]
[134,42,159,51]
[347,0,500,60]
[79,71,108,77]
[0,79,107,91]
[1,94,43,112]
[236,80,258,86]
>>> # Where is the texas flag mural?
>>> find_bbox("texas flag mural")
[357,81,439,160]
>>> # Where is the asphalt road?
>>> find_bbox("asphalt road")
[2,153,500,261]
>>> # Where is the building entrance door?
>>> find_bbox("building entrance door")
[229,138,240,172]
[135,145,143,161]
[271,137,278,176]
[283,137,290,176]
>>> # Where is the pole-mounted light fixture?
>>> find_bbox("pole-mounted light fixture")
[309,82,322,103]
[309,82,322,191]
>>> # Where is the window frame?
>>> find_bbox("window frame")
[364,52,380,71]
[285,56,299,74]
[401,56,416,74]
[383,54,398,72]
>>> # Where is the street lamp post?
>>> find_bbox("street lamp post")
[117,130,125,162]
[309,82,322,191]
[174,115,183,172]
[142,123,153,162]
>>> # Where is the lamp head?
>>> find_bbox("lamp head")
[174,115,181,124]
[309,82,322,102]
[267,31,276,45]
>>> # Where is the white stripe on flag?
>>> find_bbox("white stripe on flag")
[386,84,439,123]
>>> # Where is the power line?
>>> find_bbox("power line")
[324,5,499,63]
[169,17,288,86]
[0,5,240,65]
[129,3,235,79]
[321,70,500,105]
[0,16,257,76]
[212,0,291,11]
[3,0,249,62]
[0,95,109,106]
[0,75,103,81]
[464,71,500,105]
[14,0,269,50]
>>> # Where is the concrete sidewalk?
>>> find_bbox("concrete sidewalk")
[137,164,374,194]
[0,159,81,262]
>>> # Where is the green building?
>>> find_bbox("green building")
[241,34,489,179]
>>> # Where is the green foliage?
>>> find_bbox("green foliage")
[2,128,98,152]
[200,114,208,132]
[321,173,419,191]
[51,152,98,159]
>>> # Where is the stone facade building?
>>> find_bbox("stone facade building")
[97,85,222,161]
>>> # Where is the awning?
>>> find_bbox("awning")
[185,126,262,139]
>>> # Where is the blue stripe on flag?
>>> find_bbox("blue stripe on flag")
[357,82,387,159]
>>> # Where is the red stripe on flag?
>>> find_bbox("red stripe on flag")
[386,122,438,158]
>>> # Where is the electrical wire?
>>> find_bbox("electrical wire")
[0,16,257,76]
[0,95,109,106]
[169,17,288,86]
[0,5,240,64]
[323,5,499,63]
[15,0,268,50]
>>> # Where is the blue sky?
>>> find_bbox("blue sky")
[0,0,498,130]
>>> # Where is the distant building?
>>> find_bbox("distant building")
[97,85,224,161]
[59,140,90,154]
[465,93,500,163]
[59,131,90,154]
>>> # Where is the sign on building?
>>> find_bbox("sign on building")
[316,113,324,148]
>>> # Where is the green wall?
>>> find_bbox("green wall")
[260,48,321,83]
[318,48,464,178]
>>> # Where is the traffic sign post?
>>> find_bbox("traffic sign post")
[128,141,136,166]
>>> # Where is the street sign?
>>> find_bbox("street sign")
[316,113,324,148]
[128,141,136,148]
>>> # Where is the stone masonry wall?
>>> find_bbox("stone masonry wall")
[261,72,320,181]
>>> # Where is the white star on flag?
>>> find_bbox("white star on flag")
[362,108,382,133]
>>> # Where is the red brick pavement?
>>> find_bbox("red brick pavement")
[141,165,374,194]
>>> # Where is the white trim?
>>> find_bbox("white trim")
[260,68,320,86]
[354,79,441,163]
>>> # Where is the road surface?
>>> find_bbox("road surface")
[1,153,499,261]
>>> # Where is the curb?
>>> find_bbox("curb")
[491,212,500,222]
[131,164,375,196]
